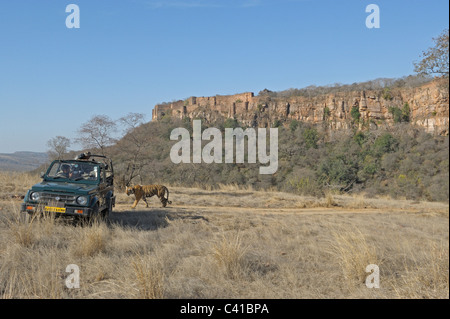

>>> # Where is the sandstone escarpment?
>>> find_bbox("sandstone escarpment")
[152,79,449,135]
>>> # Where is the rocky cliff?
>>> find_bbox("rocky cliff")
[152,78,449,135]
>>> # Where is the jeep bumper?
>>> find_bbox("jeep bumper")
[20,203,94,217]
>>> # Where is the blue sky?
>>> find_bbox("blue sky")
[0,0,448,153]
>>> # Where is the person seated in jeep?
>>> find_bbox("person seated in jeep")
[56,164,72,178]
[78,164,97,180]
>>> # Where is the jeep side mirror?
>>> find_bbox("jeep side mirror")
[40,172,45,178]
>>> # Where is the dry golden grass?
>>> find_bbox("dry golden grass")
[0,172,40,197]
[72,222,109,258]
[329,228,380,290]
[212,232,249,280]
[131,254,165,299]
[0,172,448,299]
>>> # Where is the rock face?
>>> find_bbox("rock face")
[152,79,449,135]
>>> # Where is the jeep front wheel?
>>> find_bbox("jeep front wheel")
[101,198,112,221]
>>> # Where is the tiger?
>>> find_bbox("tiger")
[125,184,172,209]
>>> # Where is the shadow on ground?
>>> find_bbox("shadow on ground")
[185,191,254,197]
[108,208,209,231]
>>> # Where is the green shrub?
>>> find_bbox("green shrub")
[362,155,378,176]
[373,133,398,156]
[318,154,359,189]
[351,106,361,123]
[303,128,319,149]
[224,118,239,129]
[401,102,410,122]
[287,176,322,197]
[389,106,403,123]
[382,87,393,100]
[323,106,331,119]
[353,131,366,146]
[289,119,299,132]
[389,103,410,123]
[273,119,282,128]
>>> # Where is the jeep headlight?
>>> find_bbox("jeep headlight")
[30,192,40,201]
[76,196,88,205]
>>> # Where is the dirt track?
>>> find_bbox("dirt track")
[108,193,449,232]
[113,202,420,217]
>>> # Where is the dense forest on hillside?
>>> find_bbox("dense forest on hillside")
[105,117,449,202]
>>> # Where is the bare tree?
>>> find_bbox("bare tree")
[47,136,71,160]
[414,29,449,77]
[119,112,146,135]
[75,115,118,156]
[117,113,150,187]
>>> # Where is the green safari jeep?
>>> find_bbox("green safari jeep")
[21,152,115,222]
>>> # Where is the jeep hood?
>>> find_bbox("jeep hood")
[30,181,98,195]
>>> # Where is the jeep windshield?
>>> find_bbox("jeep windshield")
[45,161,100,183]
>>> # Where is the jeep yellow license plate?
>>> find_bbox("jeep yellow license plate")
[45,206,66,213]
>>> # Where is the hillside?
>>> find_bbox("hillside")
[106,77,444,202]
[108,117,449,202]
[0,151,48,172]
